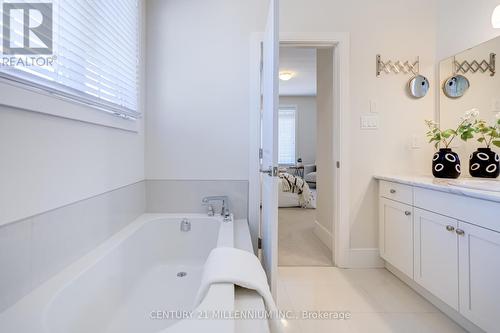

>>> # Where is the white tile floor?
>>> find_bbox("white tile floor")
[277,267,467,333]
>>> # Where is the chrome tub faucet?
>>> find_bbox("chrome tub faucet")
[201,196,231,221]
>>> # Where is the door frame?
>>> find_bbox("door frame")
[248,32,351,268]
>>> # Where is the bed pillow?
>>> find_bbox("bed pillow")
[304,171,316,183]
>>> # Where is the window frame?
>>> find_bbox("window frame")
[278,104,298,166]
[0,0,143,132]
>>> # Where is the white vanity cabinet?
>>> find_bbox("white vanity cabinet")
[378,178,500,333]
[413,208,459,310]
[379,198,414,278]
[458,222,500,333]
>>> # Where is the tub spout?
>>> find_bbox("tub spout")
[180,218,191,232]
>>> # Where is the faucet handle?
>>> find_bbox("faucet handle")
[207,205,215,216]
[201,196,230,217]
[223,212,232,222]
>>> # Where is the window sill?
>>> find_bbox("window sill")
[0,80,140,132]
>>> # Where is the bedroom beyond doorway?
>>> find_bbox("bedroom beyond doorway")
[277,45,334,266]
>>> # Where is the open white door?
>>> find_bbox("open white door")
[260,0,279,298]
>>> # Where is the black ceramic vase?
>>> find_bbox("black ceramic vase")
[432,148,461,179]
[469,148,500,178]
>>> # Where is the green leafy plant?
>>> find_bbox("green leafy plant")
[425,109,478,149]
[473,114,500,148]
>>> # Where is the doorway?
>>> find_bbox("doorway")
[249,30,350,292]
[277,45,335,266]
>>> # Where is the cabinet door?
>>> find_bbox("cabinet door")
[458,222,500,333]
[414,208,459,310]
[379,198,413,278]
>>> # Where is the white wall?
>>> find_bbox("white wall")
[279,96,317,164]
[0,107,145,225]
[281,0,437,248]
[145,0,438,250]
[145,0,267,180]
[437,0,500,59]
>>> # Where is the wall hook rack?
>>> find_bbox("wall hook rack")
[454,53,496,77]
[376,54,419,77]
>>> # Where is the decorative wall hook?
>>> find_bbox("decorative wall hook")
[376,54,429,98]
[454,53,496,77]
[376,54,419,77]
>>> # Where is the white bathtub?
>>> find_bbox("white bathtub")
[0,214,236,333]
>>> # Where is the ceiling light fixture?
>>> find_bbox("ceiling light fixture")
[279,72,294,81]
[492,5,500,28]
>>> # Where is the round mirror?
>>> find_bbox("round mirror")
[443,75,470,98]
[408,75,430,98]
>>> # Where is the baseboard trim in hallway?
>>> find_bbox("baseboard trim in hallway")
[313,220,332,251]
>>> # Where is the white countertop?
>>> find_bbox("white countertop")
[374,175,500,204]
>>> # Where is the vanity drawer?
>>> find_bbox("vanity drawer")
[414,187,500,233]
[379,181,413,205]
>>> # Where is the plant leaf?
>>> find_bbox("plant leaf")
[442,129,454,138]
[493,140,500,148]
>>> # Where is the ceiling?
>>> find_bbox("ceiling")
[279,47,317,96]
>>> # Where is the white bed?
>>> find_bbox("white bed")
[278,188,316,208]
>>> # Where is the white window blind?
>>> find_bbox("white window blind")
[0,0,140,119]
[278,107,297,165]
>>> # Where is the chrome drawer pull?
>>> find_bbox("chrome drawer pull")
[405,211,411,216]
[456,229,465,236]
[446,225,455,232]
[390,189,396,194]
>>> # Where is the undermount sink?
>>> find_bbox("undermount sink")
[447,179,500,192]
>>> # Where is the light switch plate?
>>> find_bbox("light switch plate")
[411,135,422,149]
[370,100,378,113]
[360,115,379,129]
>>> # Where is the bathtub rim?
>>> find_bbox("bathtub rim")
[0,213,236,333]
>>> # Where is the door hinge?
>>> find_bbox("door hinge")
[259,148,263,159]
[336,161,341,169]
[259,42,264,73]
[258,237,262,249]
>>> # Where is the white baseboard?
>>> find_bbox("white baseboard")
[348,248,385,268]
[312,225,384,268]
[313,220,332,251]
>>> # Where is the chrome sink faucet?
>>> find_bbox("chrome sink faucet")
[201,196,231,221]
